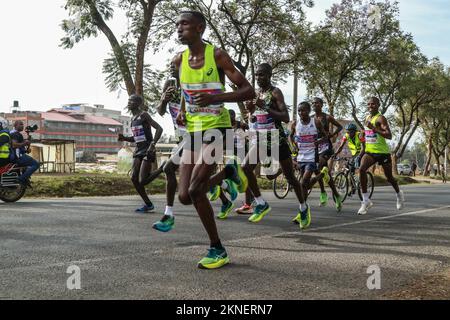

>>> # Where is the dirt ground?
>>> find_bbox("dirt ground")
[384,268,450,300]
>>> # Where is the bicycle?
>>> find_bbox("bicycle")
[333,157,374,203]
[273,161,313,199]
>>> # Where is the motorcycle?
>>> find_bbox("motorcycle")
[0,124,38,203]
[0,163,27,203]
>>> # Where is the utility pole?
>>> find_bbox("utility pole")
[445,146,448,176]
[292,70,298,122]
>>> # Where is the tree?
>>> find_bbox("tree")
[61,0,164,101]
[347,33,425,126]
[151,0,313,116]
[419,71,450,176]
[296,0,401,117]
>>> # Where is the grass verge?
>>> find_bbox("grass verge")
[25,173,422,198]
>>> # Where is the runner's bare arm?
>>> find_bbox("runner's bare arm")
[328,115,343,139]
[193,49,255,106]
[157,80,174,117]
[118,133,135,143]
[334,139,346,157]
[267,88,290,123]
[315,119,329,145]
[289,122,296,146]
[141,112,163,149]
[367,115,392,140]
[358,132,366,157]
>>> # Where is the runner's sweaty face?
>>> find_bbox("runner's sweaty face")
[256,67,271,88]
[176,14,204,45]
[313,98,323,114]
[368,98,379,115]
[128,96,141,112]
[298,106,310,122]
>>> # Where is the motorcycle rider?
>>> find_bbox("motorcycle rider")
[10,121,40,185]
[0,118,13,168]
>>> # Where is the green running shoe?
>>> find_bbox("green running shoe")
[292,213,301,224]
[321,167,330,185]
[217,201,234,220]
[248,202,271,223]
[208,185,221,201]
[197,247,230,269]
[319,192,328,207]
[224,179,238,202]
[226,157,248,193]
[299,205,311,230]
[335,195,343,213]
[152,215,175,233]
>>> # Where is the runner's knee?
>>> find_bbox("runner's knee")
[178,191,192,205]
[188,181,206,200]
[286,174,299,187]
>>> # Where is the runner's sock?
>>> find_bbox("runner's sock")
[362,193,369,203]
[300,203,307,211]
[221,181,228,190]
[165,206,174,217]
[255,196,265,206]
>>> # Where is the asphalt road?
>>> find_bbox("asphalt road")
[0,184,449,300]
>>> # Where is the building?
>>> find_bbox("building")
[42,110,123,154]
[60,104,131,136]
[1,110,124,154]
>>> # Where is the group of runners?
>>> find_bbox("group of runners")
[119,11,406,270]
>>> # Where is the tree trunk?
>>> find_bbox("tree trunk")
[86,0,135,95]
[135,1,156,97]
[433,149,441,176]
[424,134,433,176]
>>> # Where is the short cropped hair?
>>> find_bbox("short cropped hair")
[180,10,207,30]
[257,63,273,75]
[299,101,311,111]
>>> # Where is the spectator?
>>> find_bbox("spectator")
[411,161,417,176]
[441,164,447,184]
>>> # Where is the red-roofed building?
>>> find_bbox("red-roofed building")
[1,110,124,154]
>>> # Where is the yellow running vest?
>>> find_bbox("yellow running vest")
[345,133,362,156]
[364,113,390,154]
[180,44,231,133]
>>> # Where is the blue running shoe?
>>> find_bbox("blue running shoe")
[198,247,230,269]
[217,201,234,220]
[224,179,238,202]
[208,185,221,201]
[225,157,248,193]
[135,203,155,213]
[248,202,271,223]
[153,215,175,232]
[299,205,311,230]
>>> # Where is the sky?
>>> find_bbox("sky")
[0,0,449,136]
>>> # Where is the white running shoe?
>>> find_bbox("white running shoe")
[357,201,373,215]
[396,191,405,210]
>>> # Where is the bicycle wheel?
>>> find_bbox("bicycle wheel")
[334,172,349,203]
[273,173,290,199]
[358,172,375,201]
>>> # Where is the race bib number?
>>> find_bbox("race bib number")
[132,125,147,143]
[365,130,377,144]
[296,134,315,150]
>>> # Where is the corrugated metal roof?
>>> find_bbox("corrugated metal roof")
[42,111,122,126]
